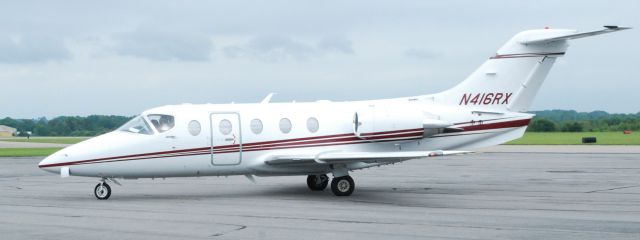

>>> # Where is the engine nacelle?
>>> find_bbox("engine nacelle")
[422,118,457,137]
[353,105,454,141]
[353,105,423,141]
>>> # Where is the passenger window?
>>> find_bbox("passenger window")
[279,118,292,134]
[147,114,175,133]
[219,119,232,135]
[188,120,201,136]
[307,117,319,133]
[250,119,263,134]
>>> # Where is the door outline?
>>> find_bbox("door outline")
[209,112,242,165]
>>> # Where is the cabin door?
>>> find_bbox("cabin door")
[210,112,242,165]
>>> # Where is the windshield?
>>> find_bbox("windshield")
[118,116,154,135]
[147,114,175,133]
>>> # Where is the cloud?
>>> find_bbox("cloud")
[317,36,354,54]
[404,48,439,60]
[223,35,316,62]
[2,1,639,118]
[0,34,71,64]
[113,28,214,61]
[223,35,354,62]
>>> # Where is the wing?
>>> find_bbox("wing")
[264,150,471,166]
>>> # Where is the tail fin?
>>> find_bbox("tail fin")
[431,26,630,112]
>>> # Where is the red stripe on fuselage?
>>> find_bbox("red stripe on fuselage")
[39,128,422,168]
[214,131,424,154]
[39,119,530,168]
[460,119,530,131]
[83,134,427,166]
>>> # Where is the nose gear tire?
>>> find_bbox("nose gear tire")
[94,182,111,200]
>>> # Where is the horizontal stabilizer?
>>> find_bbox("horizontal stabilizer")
[520,25,630,44]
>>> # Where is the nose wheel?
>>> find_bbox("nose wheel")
[94,182,111,200]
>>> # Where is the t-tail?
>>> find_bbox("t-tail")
[430,26,630,112]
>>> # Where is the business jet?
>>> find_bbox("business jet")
[39,26,629,199]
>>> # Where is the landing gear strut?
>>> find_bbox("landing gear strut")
[94,181,111,200]
[306,174,329,191]
[331,175,355,196]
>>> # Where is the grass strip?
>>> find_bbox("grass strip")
[0,148,63,157]
[507,132,639,145]
[0,137,88,144]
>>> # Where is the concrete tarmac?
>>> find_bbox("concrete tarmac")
[1,146,639,239]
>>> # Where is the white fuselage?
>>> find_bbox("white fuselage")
[39,97,531,178]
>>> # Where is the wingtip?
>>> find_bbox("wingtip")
[603,25,632,30]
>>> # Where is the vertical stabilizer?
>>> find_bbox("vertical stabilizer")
[430,26,629,112]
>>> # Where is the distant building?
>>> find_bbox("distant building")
[0,125,17,137]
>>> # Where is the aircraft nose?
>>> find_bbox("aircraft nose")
[39,152,66,173]
[38,131,123,174]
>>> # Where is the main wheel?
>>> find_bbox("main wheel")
[331,176,355,196]
[306,174,329,191]
[94,182,111,200]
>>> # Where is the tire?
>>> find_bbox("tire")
[331,176,355,196]
[94,182,111,200]
[306,174,329,191]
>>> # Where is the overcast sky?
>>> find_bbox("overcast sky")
[1,0,638,118]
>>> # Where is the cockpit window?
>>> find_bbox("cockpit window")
[118,116,154,135]
[147,114,175,133]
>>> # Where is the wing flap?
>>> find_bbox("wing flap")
[264,150,471,166]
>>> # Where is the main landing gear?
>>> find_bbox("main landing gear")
[306,174,355,196]
[307,174,329,191]
[331,176,354,196]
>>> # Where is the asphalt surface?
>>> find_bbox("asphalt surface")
[1,146,639,239]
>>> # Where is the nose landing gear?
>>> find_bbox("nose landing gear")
[94,178,120,200]
[94,181,111,200]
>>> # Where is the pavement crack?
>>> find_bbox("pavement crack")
[232,213,400,225]
[585,185,640,193]
[209,225,246,237]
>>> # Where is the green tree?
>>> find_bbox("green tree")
[561,122,584,132]
[528,119,556,132]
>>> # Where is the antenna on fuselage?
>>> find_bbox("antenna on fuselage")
[244,174,257,183]
[261,92,275,104]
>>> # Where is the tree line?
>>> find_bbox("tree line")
[527,110,640,132]
[0,115,132,136]
[1,110,639,136]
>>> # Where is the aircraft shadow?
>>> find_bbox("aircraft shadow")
[54,184,451,208]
